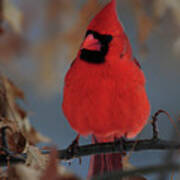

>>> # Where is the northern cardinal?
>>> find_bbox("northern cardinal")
[62,0,150,177]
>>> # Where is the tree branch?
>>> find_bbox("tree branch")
[57,138,180,160]
[0,138,180,166]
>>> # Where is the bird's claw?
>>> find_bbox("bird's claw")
[114,137,127,155]
[67,135,80,155]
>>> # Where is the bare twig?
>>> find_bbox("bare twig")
[158,118,180,180]
[0,154,25,166]
[57,139,180,160]
[151,109,163,139]
[0,138,180,166]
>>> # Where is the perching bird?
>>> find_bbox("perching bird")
[62,0,150,177]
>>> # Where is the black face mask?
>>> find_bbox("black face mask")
[80,30,113,64]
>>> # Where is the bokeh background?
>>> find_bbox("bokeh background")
[2,0,180,179]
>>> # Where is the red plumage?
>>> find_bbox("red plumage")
[88,0,123,36]
[62,0,150,177]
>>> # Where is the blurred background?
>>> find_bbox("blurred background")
[1,0,180,179]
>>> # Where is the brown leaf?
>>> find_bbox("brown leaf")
[0,31,25,61]
[40,148,59,180]
[0,120,26,154]
[0,0,3,33]
[64,0,104,59]
[41,148,80,180]
[6,147,80,180]
[153,0,168,18]
[7,131,26,153]
[45,0,71,23]
[131,0,154,45]
[0,0,24,61]
[25,146,48,170]
[5,78,24,100]
[8,164,40,180]
[2,76,50,145]
[28,0,74,96]
[0,77,8,118]
[25,127,50,145]
[0,75,50,155]
[4,0,23,34]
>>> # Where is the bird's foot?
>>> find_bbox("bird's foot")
[67,134,80,156]
[114,137,127,156]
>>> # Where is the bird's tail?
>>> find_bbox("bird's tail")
[88,136,123,177]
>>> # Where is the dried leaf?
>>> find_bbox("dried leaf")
[24,127,51,145]
[25,146,48,170]
[154,0,180,23]
[0,1,3,33]
[5,78,24,99]
[132,0,154,44]
[0,77,8,117]
[41,148,80,180]
[7,131,26,153]
[65,0,104,59]
[2,76,50,145]
[8,164,41,180]
[4,0,23,33]
[40,148,59,180]
[6,147,80,180]
[0,31,24,60]
[153,0,169,18]
[0,119,26,154]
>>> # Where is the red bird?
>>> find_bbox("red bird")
[62,0,150,177]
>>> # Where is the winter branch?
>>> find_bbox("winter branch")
[0,110,179,180]
[57,138,180,160]
[0,138,180,166]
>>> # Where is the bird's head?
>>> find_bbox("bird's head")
[80,0,132,64]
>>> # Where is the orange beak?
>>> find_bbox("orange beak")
[81,34,101,51]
